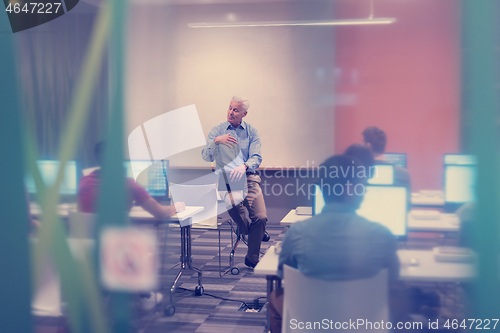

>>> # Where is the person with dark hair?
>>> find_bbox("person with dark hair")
[362,126,412,206]
[78,141,184,219]
[268,155,400,333]
[344,143,375,170]
[362,126,387,156]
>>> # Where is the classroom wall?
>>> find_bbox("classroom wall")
[14,1,109,166]
[333,0,461,191]
[126,1,336,168]
[126,0,461,190]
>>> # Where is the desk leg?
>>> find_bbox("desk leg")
[168,226,187,309]
[186,226,203,287]
[265,276,276,333]
[165,220,204,315]
[219,228,222,277]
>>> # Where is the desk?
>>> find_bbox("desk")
[255,245,442,331]
[255,247,475,283]
[129,205,203,226]
[31,203,204,316]
[280,209,311,226]
[280,208,460,233]
[254,245,475,331]
[30,203,203,227]
[398,250,475,283]
[254,246,280,333]
[30,202,76,218]
[407,213,460,233]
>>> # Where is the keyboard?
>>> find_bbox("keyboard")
[411,210,441,220]
[433,246,476,263]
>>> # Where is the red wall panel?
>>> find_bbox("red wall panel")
[334,0,460,191]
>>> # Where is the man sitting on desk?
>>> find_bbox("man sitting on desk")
[201,96,268,268]
[78,141,184,219]
[269,155,400,333]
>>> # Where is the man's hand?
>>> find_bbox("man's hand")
[215,133,237,148]
[230,164,247,182]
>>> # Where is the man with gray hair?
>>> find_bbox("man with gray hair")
[202,96,268,268]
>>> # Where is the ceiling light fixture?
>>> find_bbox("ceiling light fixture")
[188,0,395,28]
[188,18,395,28]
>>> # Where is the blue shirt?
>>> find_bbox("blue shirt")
[278,202,399,282]
[201,121,262,173]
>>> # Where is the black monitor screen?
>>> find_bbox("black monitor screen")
[384,153,407,168]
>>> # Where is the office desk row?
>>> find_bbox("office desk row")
[280,208,460,233]
[255,246,475,283]
[29,202,203,225]
[254,245,474,332]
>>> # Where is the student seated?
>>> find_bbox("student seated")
[344,143,375,171]
[78,141,184,219]
[362,126,412,207]
[268,154,401,333]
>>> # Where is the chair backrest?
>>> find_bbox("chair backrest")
[82,166,99,176]
[170,183,218,229]
[31,239,95,317]
[68,211,97,239]
[31,255,62,317]
[282,265,388,333]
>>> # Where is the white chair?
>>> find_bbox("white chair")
[31,239,95,331]
[282,265,388,333]
[169,183,218,229]
[68,211,96,239]
[32,256,62,318]
[82,166,99,176]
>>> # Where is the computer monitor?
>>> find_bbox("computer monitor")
[124,160,169,198]
[312,184,326,215]
[147,160,169,198]
[444,154,476,165]
[124,160,152,181]
[356,186,408,238]
[312,184,407,237]
[444,165,476,204]
[25,160,78,195]
[367,165,394,185]
[384,153,407,168]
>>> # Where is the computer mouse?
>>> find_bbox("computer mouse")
[274,241,282,254]
[409,258,420,266]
